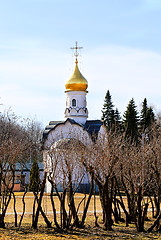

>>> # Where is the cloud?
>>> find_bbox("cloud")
[0,45,161,125]
[84,46,161,118]
[143,0,161,10]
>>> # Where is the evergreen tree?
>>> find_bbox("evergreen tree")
[114,108,122,129]
[146,107,155,127]
[101,90,115,130]
[140,98,148,129]
[140,98,155,130]
[109,109,115,127]
[29,159,40,194]
[123,98,139,142]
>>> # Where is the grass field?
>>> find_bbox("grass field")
[5,192,103,215]
[0,193,161,240]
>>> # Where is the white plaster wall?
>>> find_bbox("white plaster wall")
[97,125,109,146]
[65,91,87,108]
[43,121,108,193]
[65,91,88,124]
[44,121,92,149]
[43,121,94,193]
[45,173,52,193]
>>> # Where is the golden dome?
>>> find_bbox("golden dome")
[65,60,88,92]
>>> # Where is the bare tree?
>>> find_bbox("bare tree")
[83,130,122,230]
[0,110,44,228]
[45,135,94,230]
[0,111,23,227]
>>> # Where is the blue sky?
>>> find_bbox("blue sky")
[0,0,161,126]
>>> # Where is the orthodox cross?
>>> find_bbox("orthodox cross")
[70,41,83,63]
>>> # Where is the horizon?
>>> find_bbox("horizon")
[0,0,161,127]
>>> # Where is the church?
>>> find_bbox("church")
[42,42,107,193]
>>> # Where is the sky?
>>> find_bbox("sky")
[0,0,161,127]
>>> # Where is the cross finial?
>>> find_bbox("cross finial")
[70,41,83,64]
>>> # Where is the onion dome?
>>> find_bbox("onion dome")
[65,59,88,92]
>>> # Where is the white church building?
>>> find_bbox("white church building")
[42,43,106,193]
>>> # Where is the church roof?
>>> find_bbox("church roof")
[5,162,44,172]
[42,118,103,143]
[65,61,88,92]
[84,120,104,136]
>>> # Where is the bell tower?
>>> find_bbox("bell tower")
[64,42,88,125]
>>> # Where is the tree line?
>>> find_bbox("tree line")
[101,90,155,143]
[43,112,161,233]
[0,94,161,234]
[0,110,43,227]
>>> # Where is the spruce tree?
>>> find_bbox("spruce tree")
[140,98,155,130]
[29,159,40,194]
[101,90,115,130]
[123,98,139,142]
[114,108,122,129]
[140,98,148,129]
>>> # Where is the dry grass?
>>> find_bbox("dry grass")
[6,192,102,215]
[0,193,161,240]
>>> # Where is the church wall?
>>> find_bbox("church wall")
[65,91,88,124]
[97,125,108,143]
[65,91,87,109]
[43,121,94,193]
[44,121,92,149]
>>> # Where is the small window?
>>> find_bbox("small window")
[72,99,76,107]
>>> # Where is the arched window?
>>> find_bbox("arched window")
[72,99,76,107]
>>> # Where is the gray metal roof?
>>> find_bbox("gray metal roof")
[15,162,44,171]
[84,120,104,141]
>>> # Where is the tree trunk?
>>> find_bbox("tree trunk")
[81,174,94,227]
[115,177,129,224]
[0,191,12,228]
[113,185,119,224]
[0,214,5,228]
[19,187,27,228]
[68,178,80,228]
[32,172,51,229]
[134,187,149,232]
[50,183,60,229]
[148,212,161,232]
[32,195,36,227]
[121,174,135,223]
[54,184,68,229]
[100,176,113,231]
[62,191,67,229]
[94,183,99,227]
[12,192,17,227]
[154,193,160,218]
[149,195,155,218]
